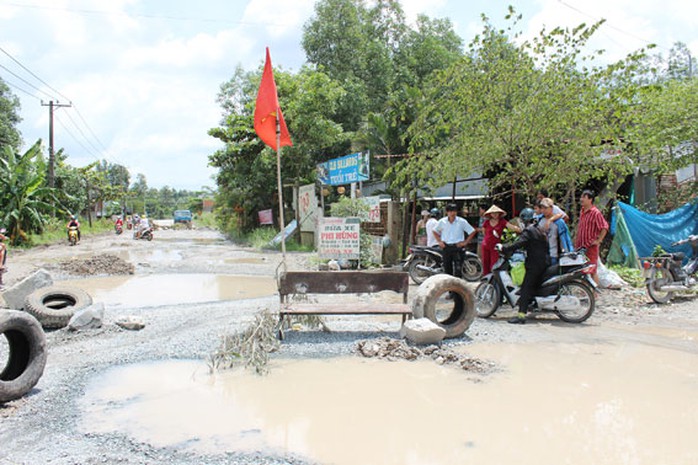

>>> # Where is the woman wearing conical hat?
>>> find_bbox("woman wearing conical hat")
[481,205,520,275]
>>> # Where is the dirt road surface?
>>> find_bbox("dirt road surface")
[0,228,696,465]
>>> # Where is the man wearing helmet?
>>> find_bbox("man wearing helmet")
[496,207,550,324]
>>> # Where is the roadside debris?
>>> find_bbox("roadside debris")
[57,253,134,276]
[355,337,497,374]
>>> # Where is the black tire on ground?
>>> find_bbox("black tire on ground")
[24,286,93,330]
[0,310,47,403]
[411,274,476,338]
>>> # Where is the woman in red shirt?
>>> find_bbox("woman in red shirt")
[481,205,520,275]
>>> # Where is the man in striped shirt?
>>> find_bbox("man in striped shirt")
[575,190,609,285]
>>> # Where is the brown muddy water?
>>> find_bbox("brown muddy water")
[79,341,697,465]
[56,274,277,307]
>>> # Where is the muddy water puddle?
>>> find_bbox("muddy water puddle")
[80,342,697,464]
[56,274,276,307]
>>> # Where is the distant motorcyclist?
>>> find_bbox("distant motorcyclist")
[66,215,81,243]
[135,214,150,239]
[497,207,550,324]
[114,216,124,234]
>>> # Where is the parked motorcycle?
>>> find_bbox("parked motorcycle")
[67,226,79,246]
[474,249,596,323]
[404,245,482,285]
[643,235,698,304]
[134,227,153,241]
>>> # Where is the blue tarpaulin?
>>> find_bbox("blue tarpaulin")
[610,200,698,264]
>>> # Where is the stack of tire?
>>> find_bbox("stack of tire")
[1,286,91,403]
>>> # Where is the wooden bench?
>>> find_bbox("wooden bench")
[277,270,413,336]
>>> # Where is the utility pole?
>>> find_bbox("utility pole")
[41,100,72,188]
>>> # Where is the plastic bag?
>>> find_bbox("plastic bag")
[511,262,526,286]
[597,259,626,289]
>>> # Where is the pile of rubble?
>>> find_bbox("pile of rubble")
[355,337,497,374]
[57,253,135,276]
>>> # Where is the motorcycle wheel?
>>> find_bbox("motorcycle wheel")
[555,281,595,323]
[408,255,438,285]
[474,281,500,318]
[462,257,483,282]
[146,232,153,241]
[646,267,674,304]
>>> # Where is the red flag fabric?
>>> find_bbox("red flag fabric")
[254,47,292,150]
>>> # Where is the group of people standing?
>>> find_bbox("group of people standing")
[414,188,609,324]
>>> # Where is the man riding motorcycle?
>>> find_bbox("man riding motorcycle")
[496,207,550,324]
[66,215,81,243]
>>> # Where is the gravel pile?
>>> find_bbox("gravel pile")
[355,336,498,374]
[56,253,135,276]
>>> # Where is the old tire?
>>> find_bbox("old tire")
[412,274,476,339]
[0,310,47,403]
[24,286,93,329]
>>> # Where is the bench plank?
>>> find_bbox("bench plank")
[280,303,411,316]
[278,271,408,299]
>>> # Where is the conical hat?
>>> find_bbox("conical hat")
[484,205,506,217]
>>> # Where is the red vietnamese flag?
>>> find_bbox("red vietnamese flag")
[254,47,292,150]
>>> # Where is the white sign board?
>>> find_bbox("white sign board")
[298,183,318,232]
[318,217,361,260]
[362,196,381,223]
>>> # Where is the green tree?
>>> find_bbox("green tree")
[0,78,22,152]
[400,9,643,207]
[0,141,58,244]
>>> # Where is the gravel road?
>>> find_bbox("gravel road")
[0,228,696,465]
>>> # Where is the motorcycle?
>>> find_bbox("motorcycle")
[404,245,482,285]
[68,226,79,246]
[115,223,123,235]
[134,227,153,241]
[643,235,698,304]
[474,249,597,323]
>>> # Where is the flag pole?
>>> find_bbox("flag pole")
[276,109,287,270]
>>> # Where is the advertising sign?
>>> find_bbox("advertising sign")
[298,183,318,232]
[316,152,370,186]
[318,217,361,260]
[362,196,381,223]
[258,209,273,225]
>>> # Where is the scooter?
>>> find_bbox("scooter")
[68,226,79,246]
[404,245,482,284]
[134,227,153,241]
[474,249,597,323]
[642,235,698,304]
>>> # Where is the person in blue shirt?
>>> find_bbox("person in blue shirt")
[433,203,477,278]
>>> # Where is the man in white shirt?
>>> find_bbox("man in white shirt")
[433,203,477,278]
[425,208,439,248]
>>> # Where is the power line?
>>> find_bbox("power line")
[0,45,70,101]
[2,77,41,101]
[0,62,56,100]
[557,0,672,52]
[1,44,126,168]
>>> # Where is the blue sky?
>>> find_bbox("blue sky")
[1,0,696,190]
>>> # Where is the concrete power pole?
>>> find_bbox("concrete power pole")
[41,100,72,188]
